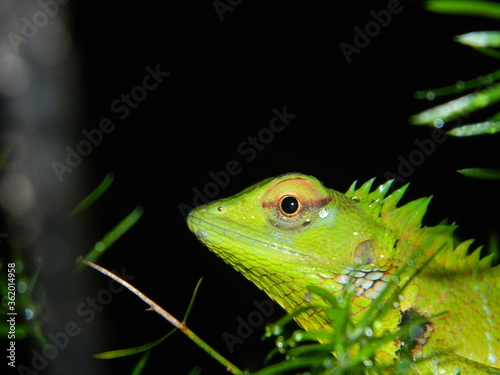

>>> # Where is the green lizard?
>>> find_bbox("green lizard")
[187,173,500,374]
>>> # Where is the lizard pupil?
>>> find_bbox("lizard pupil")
[280,196,300,215]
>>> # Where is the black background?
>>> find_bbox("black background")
[15,1,500,374]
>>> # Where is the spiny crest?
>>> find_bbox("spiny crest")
[346,178,500,279]
[345,178,420,227]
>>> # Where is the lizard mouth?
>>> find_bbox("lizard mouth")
[187,209,315,262]
[188,209,393,301]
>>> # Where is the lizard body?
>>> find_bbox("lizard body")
[187,173,500,374]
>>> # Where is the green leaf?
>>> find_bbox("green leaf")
[410,83,500,126]
[488,233,499,265]
[130,352,150,375]
[94,278,204,359]
[252,357,330,375]
[457,168,500,179]
[263,305,314,340]
[426,1,500,20]
[182,277,203,322]
[82,206,143,264]
[187,367,202,375]
[93,330,177,359]
[456,31,500,48]
[413,69,500,100]
[71,173,115,216]
[447,120,500,136]
[488,109,500,121]
[475,47,500,60]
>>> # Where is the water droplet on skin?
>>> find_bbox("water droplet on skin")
[364,360,373,367]
[364,327,373,337]
[407,260,414,267]
[318,208,328,218]
[393,302,399,308]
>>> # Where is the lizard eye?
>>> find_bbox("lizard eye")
[262,176,332,230]
[279,195,301,216]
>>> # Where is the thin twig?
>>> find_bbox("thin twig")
[78,257,244,374]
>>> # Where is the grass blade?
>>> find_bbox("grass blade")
[130,352,150,375]
[456,31,500,48]
[426,1,500,19]
[93,330,177,359]
[447,120,500,136]
[413,70,500,100]
[457,168,500,179]
[71,173,115,216]
[410,83,500,126]
[82,206,143,264]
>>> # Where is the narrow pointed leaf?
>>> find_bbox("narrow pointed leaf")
[410,83,500,126]
[93,330,177,359]
[82,206,143,264]
[94,279,202,359]
[447,121,500,136]
[426,1,500,20]
[457,168,500,179]
[130,352,150,375]
[455,31,500,47]
[71,173,115,216]
[414,69,500,100]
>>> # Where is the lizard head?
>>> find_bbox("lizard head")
[187,173,400,330]
[187,173,397,276]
